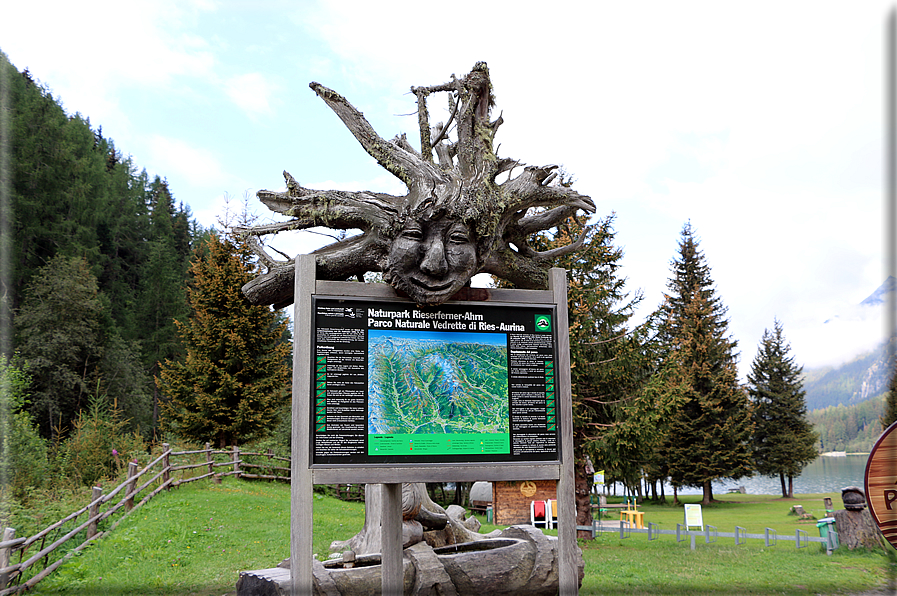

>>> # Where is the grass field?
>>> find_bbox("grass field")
[23,479,894,595]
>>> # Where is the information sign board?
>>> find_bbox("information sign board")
[865,420,897,549]
[684,504,703,531]
[311,297,559,466]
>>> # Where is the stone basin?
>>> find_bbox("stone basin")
[236,526,579,596]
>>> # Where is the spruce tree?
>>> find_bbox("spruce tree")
[138,178,195,427]
[158,233,290,447]
[661,223,753,505]
[748,319,818,498]
[533,212,656,532]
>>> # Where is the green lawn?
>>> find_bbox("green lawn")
[25,480,893,595]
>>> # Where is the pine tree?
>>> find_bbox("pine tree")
[532,212,656,533]
[158,233,291,447]
[138,178,195,428]
[748,319,818,498]
[661,223,753,505]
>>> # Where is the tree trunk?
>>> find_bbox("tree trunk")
[787,475,794,499]
[575,463,593,539]
[152,379,159,428]
[779,473,787,498]
[832,509,884,550]
[701,480,712,506]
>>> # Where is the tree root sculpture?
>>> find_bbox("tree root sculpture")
[238,63,595,307]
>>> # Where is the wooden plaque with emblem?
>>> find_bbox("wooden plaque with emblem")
[864,420,897,549]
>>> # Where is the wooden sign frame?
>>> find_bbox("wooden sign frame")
[289,255,579,595]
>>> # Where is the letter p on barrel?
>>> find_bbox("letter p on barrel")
[885,489,897,510]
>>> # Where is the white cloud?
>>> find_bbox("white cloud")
[224,72,278,119]
[146,135,234,195]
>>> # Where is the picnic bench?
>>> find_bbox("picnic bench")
[591,495,635,519]
[469,500,491,515]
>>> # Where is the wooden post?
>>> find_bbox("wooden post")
[382,483,403,595]
[205,442,213,476]
[87,486,103,539]
[125,461,138,510]
[291,254,316,596]
[551,267,579,596]
[162,443,170,490]
[233,446,241,478]
[0,528,15,589]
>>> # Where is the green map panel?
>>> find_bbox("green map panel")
[368,334,509,436]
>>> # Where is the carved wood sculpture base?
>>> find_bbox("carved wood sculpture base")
[235,525,582,596]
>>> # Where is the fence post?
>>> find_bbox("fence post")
[125,461,138,510]
[87,486,103,539]
[233,446,241,478]
[205,442,213,475]
[162,443,170,490]
[0,527,15,589]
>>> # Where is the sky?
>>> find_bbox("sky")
[0,1,891,372]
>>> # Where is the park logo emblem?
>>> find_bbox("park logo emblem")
[865,419,897,550]
[535,314,552,332]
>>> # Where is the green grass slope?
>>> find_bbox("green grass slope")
[28,481,892,595]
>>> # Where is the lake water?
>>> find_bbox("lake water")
[609,455,870,496]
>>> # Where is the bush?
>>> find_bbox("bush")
[0,356,50,500]
[54,393,145,486]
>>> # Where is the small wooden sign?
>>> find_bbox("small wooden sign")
[864,420,897,549]
[520,481,537,498]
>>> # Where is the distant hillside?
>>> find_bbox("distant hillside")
[803,341,892,411]
[807,392,885,453]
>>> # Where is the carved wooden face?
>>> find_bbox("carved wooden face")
[385,216,478,305]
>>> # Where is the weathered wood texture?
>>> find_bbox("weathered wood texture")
[833,509,885,550]
[239,64,595,309]
[494,480,558,525]
[551,267,579,596]
[291,254,316,595]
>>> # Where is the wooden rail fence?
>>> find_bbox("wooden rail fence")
[0,443,293,594]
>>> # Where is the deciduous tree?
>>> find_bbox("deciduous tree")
[14,256,104,438]
[0,355,49,498]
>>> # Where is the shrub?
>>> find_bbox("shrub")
[55,392,145,486]
[0,356,50,500]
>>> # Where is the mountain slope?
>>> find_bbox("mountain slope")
[803,343,891,411]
